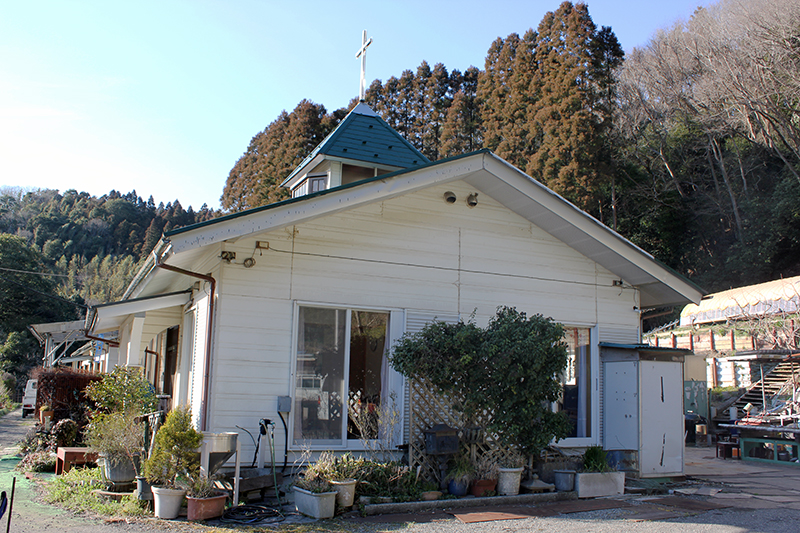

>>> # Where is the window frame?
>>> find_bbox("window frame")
[554,324,599,448]
[289,301,405,451]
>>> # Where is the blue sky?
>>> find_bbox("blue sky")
[0,0,709,211]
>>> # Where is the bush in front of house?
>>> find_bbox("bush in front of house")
[391,306,572,456]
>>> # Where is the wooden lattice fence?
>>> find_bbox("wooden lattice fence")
[408,377,528,484]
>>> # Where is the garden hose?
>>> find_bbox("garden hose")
[219,419,285,524]
[220,504,284,524]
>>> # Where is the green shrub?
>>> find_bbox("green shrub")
[84,366,156,415]
[582,445,610,472]
[143,406,202,487]
[391,306,572,455]
[51,418,78,448]
[45,466,147,517]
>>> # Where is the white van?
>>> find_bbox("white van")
[22,379,37,418]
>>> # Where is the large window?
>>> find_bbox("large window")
[558,327,592,439]
[292,306,390,447]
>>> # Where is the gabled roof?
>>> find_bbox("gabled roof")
[281,103,429,188]
[128,150,703,308]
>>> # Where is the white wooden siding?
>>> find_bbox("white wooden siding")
[203,180,640,457]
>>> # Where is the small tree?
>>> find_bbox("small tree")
[391,306,572,456]
[143,406,203,488]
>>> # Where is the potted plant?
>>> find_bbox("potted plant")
[497,450,526,496]
[84,410,143,485]
[418,480,442,501]
[445,453,473,496]
[293,472,337,519]
[180,474,228,521]
[143,406,204,519]
[300,451,359,509]
[84,366,158,495]
[574,446,625,498]
[470,452,499,497]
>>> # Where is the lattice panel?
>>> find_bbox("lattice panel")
[408,378,528,484]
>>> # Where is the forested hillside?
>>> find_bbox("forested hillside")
[0,188,216,384]
[221,0,800,295]
[0,188,216,304]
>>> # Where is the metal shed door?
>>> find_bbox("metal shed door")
[640,361,684,476]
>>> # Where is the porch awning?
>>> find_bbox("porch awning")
[29,320,87,344]
[85,290,191,333]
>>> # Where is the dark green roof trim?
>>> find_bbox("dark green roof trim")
[166,149,490,238]
[598,342,694,355]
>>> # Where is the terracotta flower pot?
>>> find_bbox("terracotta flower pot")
[187,492,228,521]
[40,410,54,426]
[470,478,497,497]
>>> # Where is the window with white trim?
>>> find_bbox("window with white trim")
[558,327,593,439]
[292,305,394,447]
[308,176,326,193]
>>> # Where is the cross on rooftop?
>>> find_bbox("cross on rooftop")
[355,30,373,101]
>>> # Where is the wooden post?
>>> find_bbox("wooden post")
[710,358,718,388]
[710,330,715,351]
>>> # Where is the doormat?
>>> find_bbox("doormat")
[453,511,531,524]
[448,504,552,523]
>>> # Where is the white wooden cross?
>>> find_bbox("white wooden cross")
[355,30,373,101]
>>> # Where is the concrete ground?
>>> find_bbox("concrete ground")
[683,444,800,510]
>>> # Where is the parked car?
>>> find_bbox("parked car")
[21,379,37,418]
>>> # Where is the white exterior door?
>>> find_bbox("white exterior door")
[640,361,684,476]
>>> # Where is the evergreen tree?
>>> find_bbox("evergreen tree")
[220,100,343,212]
[526,2,607,211]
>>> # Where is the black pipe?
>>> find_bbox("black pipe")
[277,412,288,473]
